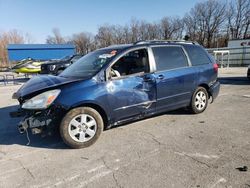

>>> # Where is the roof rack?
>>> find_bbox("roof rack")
[133,40,199,45]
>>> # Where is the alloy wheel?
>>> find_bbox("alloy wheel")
[68,114,97,143]
[195,91,207,111]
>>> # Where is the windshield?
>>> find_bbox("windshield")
[60,49,118,78]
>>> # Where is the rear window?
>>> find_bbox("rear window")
[152,46,188,71]
[185,46,211,66]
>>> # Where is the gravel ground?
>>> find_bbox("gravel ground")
[0,68,250,188]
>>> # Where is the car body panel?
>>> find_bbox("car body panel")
[196,63,217,86]
[105,73,157,123]
[154,66,198,112]
[209,81,220,101]
[11,41,220,137]
[13,75,82,101]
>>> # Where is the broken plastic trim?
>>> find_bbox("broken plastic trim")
[18,114,52,134]
[18,119,28,134]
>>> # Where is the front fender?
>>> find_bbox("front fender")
[55,80,112,122]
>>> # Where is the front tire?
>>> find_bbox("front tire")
[60,107,103,149]
[190,87,208,114]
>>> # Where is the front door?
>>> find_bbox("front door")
[106,48,156,122]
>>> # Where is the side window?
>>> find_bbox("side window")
[152,46,188,71]
[110,49,149,78]
[185,46,211,66]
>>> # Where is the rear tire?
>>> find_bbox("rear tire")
[60,107,103,149]
[190,87,208,114]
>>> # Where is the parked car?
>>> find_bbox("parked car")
[10,40,220,149]
[40,55,83,75]
[247,65,250,79]
[12,58,45,74]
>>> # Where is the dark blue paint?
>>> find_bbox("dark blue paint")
[14,75,81,100]
[154,66,197,112]
[14,43,220,129]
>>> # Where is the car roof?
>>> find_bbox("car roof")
[100,40,200,52]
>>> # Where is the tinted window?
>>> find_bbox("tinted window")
[152,46,188,71]
[185,46,211,66]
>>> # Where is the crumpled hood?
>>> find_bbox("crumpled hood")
[13,75,81,100]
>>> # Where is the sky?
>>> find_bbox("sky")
[0,0,204,43]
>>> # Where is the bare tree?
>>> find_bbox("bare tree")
[2,0,248,67]
[0,30,25,66]
[227,0,250,39]
[122,25,131,44]
[160,17,184,40]
[145,22,162,40]
[109,25,127,44]
[184,0,226,47]
[130,18,141,42]
[24,33,35,44]
[95,25,115,47]
[46,28,67,44]
[71,32,95,54]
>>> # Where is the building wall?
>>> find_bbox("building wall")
[7,44,76,61]
[207,47,250,67]
[228,39,250,48]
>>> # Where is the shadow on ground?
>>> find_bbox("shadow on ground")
[0,105,68,149]
[218,76,250,85]
[0,104,191,149]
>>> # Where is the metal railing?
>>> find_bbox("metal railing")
[207,47,250,67]
[0,73,30,86]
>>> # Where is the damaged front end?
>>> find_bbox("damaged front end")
[10,106,62,136]
[18,111,52,135]
[10,88,65,137]
[9,74,83,142]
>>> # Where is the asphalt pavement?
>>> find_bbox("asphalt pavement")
[0,68,250,188]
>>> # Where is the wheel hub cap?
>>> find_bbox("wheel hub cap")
[68,114,97,143]
[195,91,206,111]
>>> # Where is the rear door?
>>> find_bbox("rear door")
[151,45,197,112]
[184,45,216,84]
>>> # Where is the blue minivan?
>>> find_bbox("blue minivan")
[11,40,220,148]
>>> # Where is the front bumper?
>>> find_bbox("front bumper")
[10,106,66,135]
[209,81,220,102]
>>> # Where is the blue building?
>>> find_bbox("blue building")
[7,44,76,61]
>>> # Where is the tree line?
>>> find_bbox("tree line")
[47,0,249,54]
[0,0,249,65]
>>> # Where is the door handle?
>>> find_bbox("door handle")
[143,76,153,82]
[157,75,164,80]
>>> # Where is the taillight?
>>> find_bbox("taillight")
[213,63,218,73]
